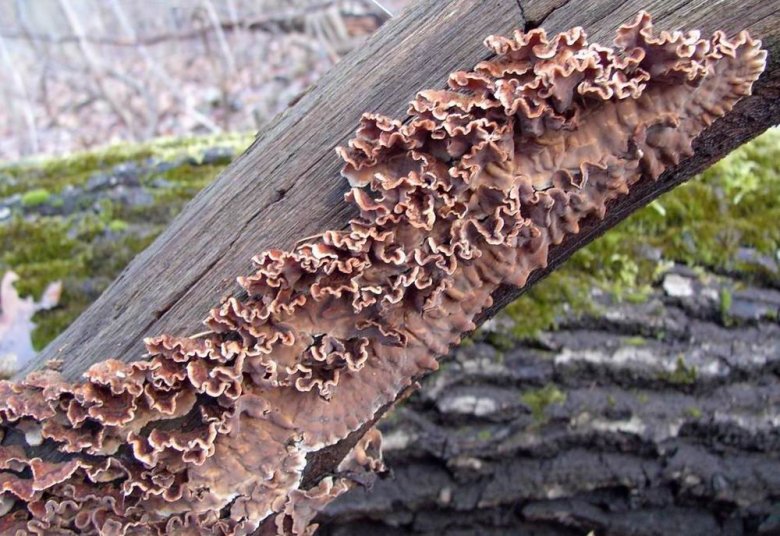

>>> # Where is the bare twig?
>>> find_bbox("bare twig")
[202,0,236,75]
[0,2,369,48]
[57,0,138,138]
[370,0,394,17]
[107,0,220,134]
[306,10,341,63]
[0,31,39,155]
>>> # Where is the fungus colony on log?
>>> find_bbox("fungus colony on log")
[0,11,766,536]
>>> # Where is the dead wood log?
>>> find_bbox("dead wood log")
[8,0,780,533]
[317,267,780,535]
[23,0,780,381]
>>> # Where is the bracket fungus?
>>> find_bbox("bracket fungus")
[0,12,766,535]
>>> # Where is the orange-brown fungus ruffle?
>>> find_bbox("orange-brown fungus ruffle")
[0,12,765,535]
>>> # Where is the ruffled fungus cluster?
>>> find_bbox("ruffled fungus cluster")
[0,12,765,535]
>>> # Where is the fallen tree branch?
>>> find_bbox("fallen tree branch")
[318,262,780,534]
[3,1,779,534]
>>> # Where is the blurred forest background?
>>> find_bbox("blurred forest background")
[0,0,407,160]
[0,2,778,534]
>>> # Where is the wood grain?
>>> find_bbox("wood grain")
[318,268,780,534]
[14,0,780,529]
[24,1,777,382]
[22,0,532,380]
[480,0,780,321]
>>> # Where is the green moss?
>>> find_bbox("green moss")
[149,163,227,207]
[660,355,697,385]
[623,288,652,304]
[1,217,77,295]
[720,287,733,325]
[496,129,780,340]
[685,406,703,419]
[624,336,647,347]
[521,384,566,422]
[0,205,169,350]
[21,188,51,207]
[484,331,516,353]
[477,429,493,441]
[28,232,158,350]
[0,212,161,349]
[635,392,650,404]
[108,219,129,233]
[644,131,780,276]
[459,336,475,348]
[0,132,255,350]
[0,132,254,198]
[503,270,595,339]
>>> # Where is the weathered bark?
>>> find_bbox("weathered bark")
[318,266,780,535]
[14,0,780,531]
[23,0,780,379]
[23,0,529,380]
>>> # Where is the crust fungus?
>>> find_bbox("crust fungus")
[0,12,765,535]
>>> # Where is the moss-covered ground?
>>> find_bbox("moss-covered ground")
[0,129,777,351]
[0,133,253,198]
[0,133,255,349]
[499,129,780,340]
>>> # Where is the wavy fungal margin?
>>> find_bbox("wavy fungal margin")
[0,11,766,536]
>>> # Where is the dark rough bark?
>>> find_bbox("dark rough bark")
[317,266,780,536]
[479,0,780,323]
[24,0,780,382]
[11,0,779,531]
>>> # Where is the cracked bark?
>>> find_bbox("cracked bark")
[15,0,780,531]
[316,268,780,535]
[21,0,531,381]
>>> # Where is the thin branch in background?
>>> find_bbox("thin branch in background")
[103,67,159,140]
[14,0,56,130]
[13,0,43,56]
[0,31,39,155]
[305,10,341,63]
[107,0,221,134]
[225,0,248,51]
[202,0,236,75]
[370,0,393,17]
[323,4,351,53]
[0,0,403,159]
[57,0,138,138]
[200,0,238,130]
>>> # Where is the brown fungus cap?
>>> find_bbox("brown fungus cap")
[0,11,766,535]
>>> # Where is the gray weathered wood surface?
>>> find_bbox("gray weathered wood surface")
[319,266,780,535]
[22,0,779,381]
[22,0,527,379]
[15,0,780,530]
